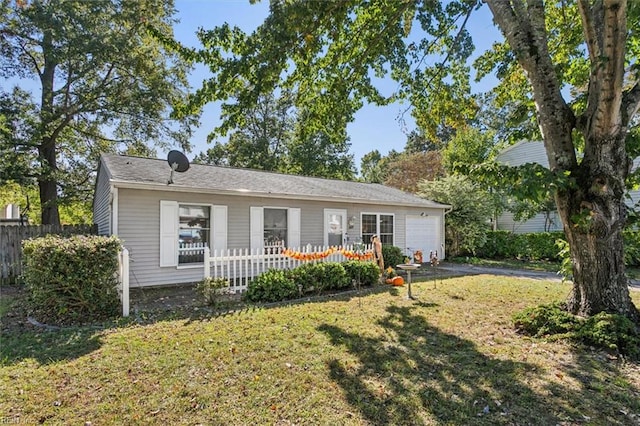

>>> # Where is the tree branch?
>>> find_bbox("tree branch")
[577,0,627,138]
[486,0,577,171]
[622,79,640,125]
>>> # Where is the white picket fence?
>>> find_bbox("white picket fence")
[204,244,373,294]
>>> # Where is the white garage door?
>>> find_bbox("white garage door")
[406,215,442,260]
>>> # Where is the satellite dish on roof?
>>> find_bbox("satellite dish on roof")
[167,150,190,184]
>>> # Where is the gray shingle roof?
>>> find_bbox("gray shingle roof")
[100,154,449,209]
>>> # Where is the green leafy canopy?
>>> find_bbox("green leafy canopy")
[1,0,198,224]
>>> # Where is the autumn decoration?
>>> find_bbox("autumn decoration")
[281,247,374,262]
[391,276,405,286]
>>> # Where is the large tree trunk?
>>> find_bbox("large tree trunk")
[487,0,639,322]
[555,138,639,321]
[38,140,60,226]
[38,30,61,226]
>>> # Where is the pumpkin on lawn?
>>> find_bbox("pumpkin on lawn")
[391,276,404,286]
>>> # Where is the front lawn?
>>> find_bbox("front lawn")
[1,276,639,425]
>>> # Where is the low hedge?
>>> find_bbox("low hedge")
[245,260,379,303]
[22,235,122,325]
[478,230,640,266]
[477,230,564,261]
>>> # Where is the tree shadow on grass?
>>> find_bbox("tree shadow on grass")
[0,287,105,366]
[0,327,103,366]
[318,304,639,425]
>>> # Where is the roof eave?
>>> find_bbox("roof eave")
[110,180,450,209]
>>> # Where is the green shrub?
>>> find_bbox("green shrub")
[478,230,512,258]
[479,231,564,261]
[478,229,640,267]
[342,260,379,287]
[522,232,564,260]
[382,245,405,269]
[289,263,318,294]
[578,312,640,358]
[512,302,581,337]
[623,230,640,267]
[247,261,379,303]
[22,235,121,325]
[290,262,348,293]
[320,263,350,290]
[196,276,231,306]
[513,303,640,359]
[245,269,298,303]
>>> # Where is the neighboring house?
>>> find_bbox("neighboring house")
[0,204,23,226]
[93,154,451,288]
[495,140,640,233]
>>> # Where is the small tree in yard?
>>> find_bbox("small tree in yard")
[418,175,494,257]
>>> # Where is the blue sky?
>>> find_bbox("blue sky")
[173,0,503,171]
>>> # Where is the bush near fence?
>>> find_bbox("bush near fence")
[475,230,640,266]
[245,260,379,303]
[476,231,564,261]
[0,224,97,286]
[22,234,121,325]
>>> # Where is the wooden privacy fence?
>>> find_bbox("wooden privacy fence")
[0,224,97,285]
[204,244,374,294]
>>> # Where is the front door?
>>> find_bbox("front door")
[324,209,347,246]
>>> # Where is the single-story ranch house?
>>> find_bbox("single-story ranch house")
[93,154,451,288]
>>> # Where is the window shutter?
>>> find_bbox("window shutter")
[160,200,178,267]
[288,208,301,248]
[250,206,264,250]
[211,205,227,252]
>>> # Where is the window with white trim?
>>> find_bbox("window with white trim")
[361,213,394,245]
[160,201,227,267]
[250,206,300,252]
[178,205,210,264]
[263,208,287,248]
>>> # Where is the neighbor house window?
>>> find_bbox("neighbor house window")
[264,208,287,248]
[178,204,210,264]
[361,213,394,246]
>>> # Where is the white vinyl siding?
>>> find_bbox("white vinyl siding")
[496,211,563,234]
[92,160,113,235]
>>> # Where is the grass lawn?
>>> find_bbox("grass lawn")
[1,275,639,425]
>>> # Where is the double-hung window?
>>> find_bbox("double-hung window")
[250,206,300,252]
[160,200,227,267]
[263,208,288,248]
[361,213,394,245]
[178,205,210,264]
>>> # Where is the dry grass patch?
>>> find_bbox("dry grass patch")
[1,275,639,425]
